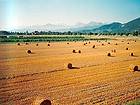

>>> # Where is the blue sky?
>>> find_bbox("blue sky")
[0,0,140,30]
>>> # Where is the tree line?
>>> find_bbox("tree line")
[0,30,139,36]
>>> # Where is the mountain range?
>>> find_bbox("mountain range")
[11,21,104,32]
[81,17,140,33]
[3,17,140,33]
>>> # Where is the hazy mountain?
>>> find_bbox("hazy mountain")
[12,24,70,32]
[2,17,140,33]
[70,22,104,32]
[80,17,140,33]
[11,22,104,32]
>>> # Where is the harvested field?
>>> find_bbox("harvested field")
[0,37,140,105]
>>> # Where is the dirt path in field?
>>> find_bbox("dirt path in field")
[0,37,140,105]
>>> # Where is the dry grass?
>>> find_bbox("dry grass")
[0,37,140,105]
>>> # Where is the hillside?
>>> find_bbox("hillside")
[80,17,140,33]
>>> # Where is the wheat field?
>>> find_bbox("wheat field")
[0,37,140,105]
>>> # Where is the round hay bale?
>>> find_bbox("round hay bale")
[126,48,128,50]
[84,43,86,45]
[115,43,118,45]
[36,43,39,46]
[78,50,81,53]
[67,42,69,44]
[130,53,134,56]
[17,43,20,46]
[40,99,51,105]
[89,41,90,44]
[85,42,87,44]
[92,45,95,48]
[72,50,76,53]
[108,42,110,44]
[67,63,73,69]
[135,40,136,42]
[107,53,111,56]
[102,43,104,46]
[25,42,29,45]
[114,49,116,53]
[134,66,138,71]
[27,50,32,54]
[129,65,139,71]
[48,44,50,46]
[127,42,129,44]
